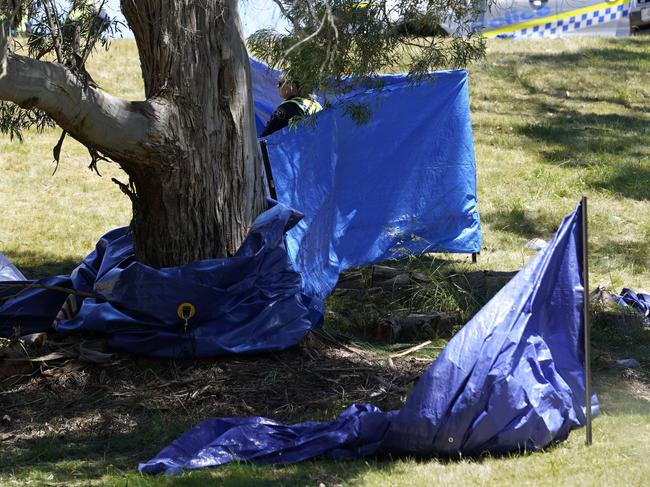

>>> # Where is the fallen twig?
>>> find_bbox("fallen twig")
[0,282,96,303]
[390,340,440,359]
[2,352,67,363]
[312,329,374,360]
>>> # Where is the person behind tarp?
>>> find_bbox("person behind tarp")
[260,75,322,137]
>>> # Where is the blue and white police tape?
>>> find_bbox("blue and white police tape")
[481,0,630,39]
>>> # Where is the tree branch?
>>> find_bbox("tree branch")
[271,0,304,35]
[41,0,64,64]
[0,52,174,167]
[0,0,20,77]
[0,282,97,303]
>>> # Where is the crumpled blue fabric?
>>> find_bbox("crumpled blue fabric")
[0,274,71,336]
[0,251,25,281]
[1,203,323,357]
[613,288,650,321]
[139,202,598,474]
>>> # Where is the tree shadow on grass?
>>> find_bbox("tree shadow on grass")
[490,43,650,109]
[522,45,650,76]
[1,250,81,280]
[517,109,649,161]
[589,162,650,203]
[481,205,561,240]
[515,107,650,201]
[593,238,650,270]
[593,325,650,417]
[479,40,650,202]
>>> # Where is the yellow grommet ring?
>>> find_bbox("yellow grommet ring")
[177,302,196,320]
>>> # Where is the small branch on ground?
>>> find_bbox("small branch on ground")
[0,282,96,303]
[389,340,441,359]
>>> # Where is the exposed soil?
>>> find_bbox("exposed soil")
[0,331,429,453]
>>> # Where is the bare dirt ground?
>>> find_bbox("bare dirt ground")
[0,331,428,456]
[3,322,648,468]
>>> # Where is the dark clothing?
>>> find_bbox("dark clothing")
[260,98,305,137]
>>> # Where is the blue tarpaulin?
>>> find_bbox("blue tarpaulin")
[0,275,71,336]
[264,70,481,297]
[139,203,597,474]
[252,61,481,297]
[613,288,650,321]
[1,203,322,357]
[1,60,481,352]
[251,58,283,135]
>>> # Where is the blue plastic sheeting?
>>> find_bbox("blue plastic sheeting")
[140,202,598,475]
[613,288,650,320]
[257,68,481,297]
[0,251,25,281]
[0,275,71,336]
[251,58,283,136]
[250,58,437,135]
[1,203,323,356]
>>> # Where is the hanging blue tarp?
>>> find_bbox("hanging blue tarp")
[267,71,480,297]
[140,202,598,474]
[251,61,481,297]
[251,57,283,135]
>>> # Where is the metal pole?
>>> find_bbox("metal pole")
[582,196,593,446]
[259,140,277,200]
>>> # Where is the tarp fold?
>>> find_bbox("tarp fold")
[139,203,598,474]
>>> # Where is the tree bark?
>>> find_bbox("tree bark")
[0,1,19,77]
[120,0,266,267]
[0,53,171,163]
[0,0,266,267]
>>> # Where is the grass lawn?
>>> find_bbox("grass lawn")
[1,37,649,486]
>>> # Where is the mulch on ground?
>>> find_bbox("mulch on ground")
[0,330,429,453]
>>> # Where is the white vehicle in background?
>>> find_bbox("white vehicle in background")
[389,0,632,37]
[630,0,650,30]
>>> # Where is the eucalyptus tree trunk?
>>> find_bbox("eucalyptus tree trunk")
[0,0,266,267]
[120,0,265,267]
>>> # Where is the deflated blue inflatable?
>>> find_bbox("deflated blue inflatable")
[0,275,72,336]
[0,203,321,357]
[139,203,597,474]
